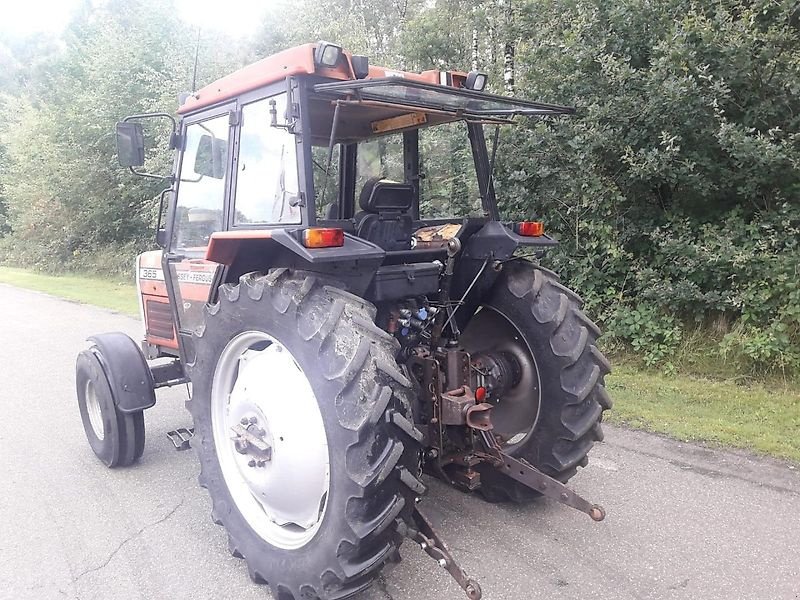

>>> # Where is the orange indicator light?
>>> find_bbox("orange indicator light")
[303,228,345,248]
[518,221,544,237]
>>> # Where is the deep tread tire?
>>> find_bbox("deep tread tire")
[474,259,612,502]
[188,269,424,600]
[76,349,145,468]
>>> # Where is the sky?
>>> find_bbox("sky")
[0,0,270,36]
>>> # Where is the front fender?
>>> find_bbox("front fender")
[88,332,156,414]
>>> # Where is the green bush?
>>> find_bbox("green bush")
[494,0,800,375]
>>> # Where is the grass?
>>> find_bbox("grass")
[606,364,800,462]
[0,266,138,316]
[1,265,798,462]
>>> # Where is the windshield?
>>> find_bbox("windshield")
[418,123,482,218]
[308,80,570,221]
[312,121,483,220]
[172,113,229,253]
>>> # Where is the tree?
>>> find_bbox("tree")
[492,0,800,370]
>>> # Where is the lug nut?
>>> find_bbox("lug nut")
[248,459,256,467]
[249,416,257,424]
[240,417,249,426]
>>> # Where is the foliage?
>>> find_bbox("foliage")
[0,0,247,271]
[490,0,800,374]
[0,0,798,375]
[606,364,800,462]
[0,266,138,315]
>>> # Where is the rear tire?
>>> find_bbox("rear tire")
[462,259,612,503]
[188,269,424,600]
[76,349,145,468]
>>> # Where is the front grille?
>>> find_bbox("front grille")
[146,300,174,340]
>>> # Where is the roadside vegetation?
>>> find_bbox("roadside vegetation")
[0,1,797,458]
[608,363,800,462]
[0,267,137,315]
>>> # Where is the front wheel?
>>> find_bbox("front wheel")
[460,260,612,502]
[188,270,424,600]
[76,349,145,468]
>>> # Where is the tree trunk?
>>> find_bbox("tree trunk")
[472,27,479,71]
[503,41,514,94]
[502,0,515,94]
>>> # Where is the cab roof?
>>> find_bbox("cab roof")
[178,42,465,115]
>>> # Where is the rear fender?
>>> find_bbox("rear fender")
[88,332,156,414]
[463,220,557,261]
[206,229,385,295]
[451,221,559,332]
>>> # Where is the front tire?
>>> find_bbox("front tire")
[188,270,424,600]
[76,349,145,468]
[461,260,612,503]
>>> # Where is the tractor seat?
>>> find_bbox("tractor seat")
[354,178,413,251]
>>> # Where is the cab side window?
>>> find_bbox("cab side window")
[171,114,230,253]
[234,94,301,225]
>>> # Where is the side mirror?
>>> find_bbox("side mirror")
[155,228,168,248]
[116,122,145,167]
[194,135,227,179]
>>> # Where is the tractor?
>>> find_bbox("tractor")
[76,42,612,600]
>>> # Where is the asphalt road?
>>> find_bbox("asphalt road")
[1,283,799,600]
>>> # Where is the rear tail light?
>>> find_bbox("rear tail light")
[303,227,345,248]
[517,221,544,237]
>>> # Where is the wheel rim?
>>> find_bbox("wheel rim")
[85,378,105,441]
[460,307,541,451]
[211,331,330,550]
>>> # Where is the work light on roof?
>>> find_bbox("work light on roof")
[314,41,343,68]
[465,70,488,91]
[351,54,370,79]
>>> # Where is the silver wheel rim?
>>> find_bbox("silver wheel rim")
[85,379,105,441]
[211,331,330,550]
[460,307,541,452]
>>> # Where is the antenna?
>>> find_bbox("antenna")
[191,27,201,92]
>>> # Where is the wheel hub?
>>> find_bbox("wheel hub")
[84,378,105,441]
[231,415,273,467]
[211,332,330,549]
[460,308,541,450]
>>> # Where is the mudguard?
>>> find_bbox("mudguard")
[88,332,156,414]
[204,228,386,295]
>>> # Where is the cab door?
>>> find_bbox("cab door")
[163,108,233,354]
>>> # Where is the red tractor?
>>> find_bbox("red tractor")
[76,42,611,600]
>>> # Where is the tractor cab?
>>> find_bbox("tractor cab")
[119,42,571,360]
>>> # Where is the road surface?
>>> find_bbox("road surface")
[0,284,798,600]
